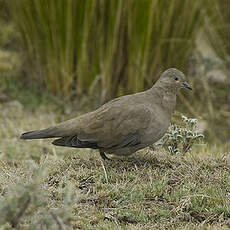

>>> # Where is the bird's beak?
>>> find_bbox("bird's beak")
[182,82,192,90]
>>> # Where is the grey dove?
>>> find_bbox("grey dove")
[20,68,192,160]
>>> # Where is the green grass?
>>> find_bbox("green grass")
[9,0,209,100]
[0,81,230,229]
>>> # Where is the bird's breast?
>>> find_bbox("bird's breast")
[140,107,171,146]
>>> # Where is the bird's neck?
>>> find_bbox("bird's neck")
[162,91,177,116]
[150,85,177,116]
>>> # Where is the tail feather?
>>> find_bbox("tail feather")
[20,127,59,139]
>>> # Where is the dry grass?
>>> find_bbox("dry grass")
[0,86,230,229]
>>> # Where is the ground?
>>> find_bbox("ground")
[0,84,230,230]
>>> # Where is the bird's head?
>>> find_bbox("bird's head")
[157,68,192,92]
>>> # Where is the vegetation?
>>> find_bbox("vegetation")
[205,0,230,70]
[9,0,208,100]
[156,115,204,155]
[0,95,230,229]
[1,0,230,229]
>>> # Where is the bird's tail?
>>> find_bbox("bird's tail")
[20,127,59,139]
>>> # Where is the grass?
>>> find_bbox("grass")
[0,78,230,229]
[9,0,209,100]
[1,150,230,229]
[205,0,230,71]
[181,52,230,145]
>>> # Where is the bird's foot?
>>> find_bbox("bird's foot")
[99,151,111,161]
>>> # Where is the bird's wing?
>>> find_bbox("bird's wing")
[52,104,152,149]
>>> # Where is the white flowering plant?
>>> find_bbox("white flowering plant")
[156,115,204,154]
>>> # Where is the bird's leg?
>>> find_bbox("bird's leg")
[99,150,111,160]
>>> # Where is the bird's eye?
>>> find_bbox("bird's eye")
[174,76,179,81]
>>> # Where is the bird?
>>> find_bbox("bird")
[20,68,192,160]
